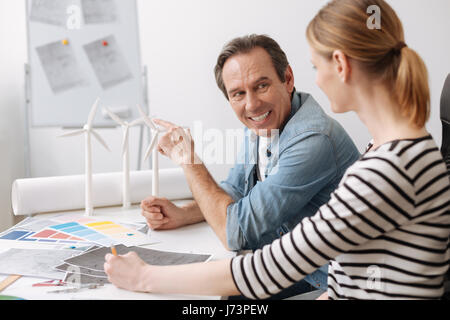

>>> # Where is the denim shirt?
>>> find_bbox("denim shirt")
[219,91,360,289]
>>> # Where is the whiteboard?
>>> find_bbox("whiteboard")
[25,0,145,127]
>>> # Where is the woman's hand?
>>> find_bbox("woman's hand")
[104,251,152,292]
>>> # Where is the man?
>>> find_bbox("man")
[142,34,360,297]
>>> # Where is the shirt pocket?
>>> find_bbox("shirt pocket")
[244,164,257,195]
[276,223,290,238]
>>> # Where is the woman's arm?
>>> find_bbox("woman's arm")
[104,252,240,297]
[105,157,417,299]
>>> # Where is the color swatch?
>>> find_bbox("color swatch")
[0,216,153,248]
[49,222,113,246]
[0,230,33,240]
[84,221,151,246]
[26,228,85,242]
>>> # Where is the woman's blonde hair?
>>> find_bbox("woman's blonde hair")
[306,0,430,127]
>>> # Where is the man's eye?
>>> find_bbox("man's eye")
[258,83,268,89]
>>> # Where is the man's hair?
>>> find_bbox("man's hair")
[214,34,290,100]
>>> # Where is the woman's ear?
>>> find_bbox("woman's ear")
[332,50,351,83]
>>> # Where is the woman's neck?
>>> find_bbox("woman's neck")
[353,83,428,149]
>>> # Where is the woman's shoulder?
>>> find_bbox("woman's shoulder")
[346,135,446,192]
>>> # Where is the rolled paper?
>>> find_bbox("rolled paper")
[11,168,192,216]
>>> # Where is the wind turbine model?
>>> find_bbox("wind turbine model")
[59,98,110,216]
[103,107,143,208]
[137,104,165,197]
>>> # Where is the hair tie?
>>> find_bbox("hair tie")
[392,41,407,55]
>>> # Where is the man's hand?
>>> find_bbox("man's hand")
[153,119,200,165]
[141,197,189,230]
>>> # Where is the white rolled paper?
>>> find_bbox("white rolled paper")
[11,168,192,216]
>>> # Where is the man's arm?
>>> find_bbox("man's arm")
[153,119,234,249]
[181,162,234,249]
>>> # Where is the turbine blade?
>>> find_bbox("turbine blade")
[87,98,100,127]
[58,129,85,138]
[137,104,157,130]
[91,130,110,151]
[144,133,158,161]
[103,107,125,126]
[129,117,144,127]
[122,126,129,155]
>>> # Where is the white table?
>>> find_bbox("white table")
[0,201,235,300]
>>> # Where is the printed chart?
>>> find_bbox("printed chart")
[0,215,154,248]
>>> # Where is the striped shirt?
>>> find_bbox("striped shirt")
[230,135,450,299]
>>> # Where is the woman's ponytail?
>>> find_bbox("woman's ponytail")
[395,47,430,127]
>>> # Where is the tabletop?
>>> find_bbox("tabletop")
[0,201,236,300]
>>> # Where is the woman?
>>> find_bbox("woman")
[104,0,450,299]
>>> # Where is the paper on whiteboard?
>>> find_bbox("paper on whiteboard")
[36,40,88,94]
[83,35,133,89]
[81,0,118,24]
[29,0,75,27]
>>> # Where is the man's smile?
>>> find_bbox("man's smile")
[248,110,272,123]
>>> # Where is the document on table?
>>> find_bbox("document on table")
[0,248,78,280]
[65,245,212,272]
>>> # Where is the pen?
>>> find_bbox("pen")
[111,245,117,256]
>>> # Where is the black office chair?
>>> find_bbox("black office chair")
[441,74,450,172]
[440,73,450,300]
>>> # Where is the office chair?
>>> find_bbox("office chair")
[441,73,450,300]
[441,74,450,172]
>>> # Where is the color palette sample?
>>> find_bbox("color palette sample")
[49,222,112,246]
[84,221,151,246]
[0,216,153,248]
[0,230,33,240]
[26,228,85,242]
[0,228,96,247]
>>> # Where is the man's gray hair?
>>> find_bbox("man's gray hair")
[214,34,290,100]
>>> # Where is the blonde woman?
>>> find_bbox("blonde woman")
[104,0,450,299]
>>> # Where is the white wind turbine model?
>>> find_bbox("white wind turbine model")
[103,107,143,208]
[59,98,110,216]
[137,104,165,197]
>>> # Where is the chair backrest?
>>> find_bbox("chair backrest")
[441,74,450,298]
[441,73,450,172]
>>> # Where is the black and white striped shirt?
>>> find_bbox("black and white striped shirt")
[231,136,450,299]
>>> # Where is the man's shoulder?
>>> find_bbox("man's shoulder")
[281,91,334,142]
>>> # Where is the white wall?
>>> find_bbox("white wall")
[1,0,449,232]
[0,0,27,232]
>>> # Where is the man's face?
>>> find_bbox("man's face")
[222,47,294,136]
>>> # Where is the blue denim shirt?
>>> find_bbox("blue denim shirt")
[219,91,360,289]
